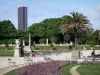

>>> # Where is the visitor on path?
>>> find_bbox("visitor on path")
[91,50,95,57]
[91,50,96,62]
[19,44,24,57]
[68,41,73,50]
[56,48,59,56]
[32,50,35,57]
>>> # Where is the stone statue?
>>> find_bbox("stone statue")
[16,39,20,46]
[14,39,20,57]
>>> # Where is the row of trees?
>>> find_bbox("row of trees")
[0,12,100,49]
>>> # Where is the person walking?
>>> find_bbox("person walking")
[56,48,59,56]
[19,44,24,57]
[91,50,95,57]
[91,50,95,62]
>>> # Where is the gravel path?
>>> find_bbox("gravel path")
[70,65,81,75]
[0,52,71,75]
[0,66,22,75]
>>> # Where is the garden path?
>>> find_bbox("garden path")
[70,65,81,75]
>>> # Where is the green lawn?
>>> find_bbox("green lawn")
[60,64,100,75]
[0,45,100,56]
[34,45,100,50]
[0,50,14,56]
[4,70,14,75]
[34,46,68,50]
[77,64,100,75]
[0,50,30,56]
[5,64,100,75]
[5,64,77,75]
[60,64,78,75]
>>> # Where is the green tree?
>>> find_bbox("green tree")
[16,30,29,43]
[60,12,91,50]
[28,23,43,37]
[40,18,60,38]
[0,20,16,43]
[93,30,100,45]
[28,18,61,43]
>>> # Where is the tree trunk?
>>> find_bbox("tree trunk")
[75,32,78,50]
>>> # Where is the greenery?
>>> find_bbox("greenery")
[4,70,14,75]
[0,12,100,46]
[60,64,100,75]
[34,45,100,50]
[0,50,14,56]
[5,63,100,75]
[0,20,16,44]
[60,12,91,50]
[34,46,68,50]
[0,46,14,50]
[0,50,30,56]
[0,45,100,56]
[60,64,78,75]
[77,64,100,75]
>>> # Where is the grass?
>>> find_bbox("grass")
[60,64,100,75]
[34,46,68,50]
[0,50,14,56]
[0,50,30,56]
[0,45,100,56]
[4,70,15,75]
[77,64,100,75]
[60,64,78,75]
[5,64,100,75]
[34,45,100,50]
[0,46,14,50]
[5,64,77,75]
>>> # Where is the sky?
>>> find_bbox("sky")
[0,0,100,29]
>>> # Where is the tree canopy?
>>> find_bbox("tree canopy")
[60,12,91,49]
[0,12,100,46]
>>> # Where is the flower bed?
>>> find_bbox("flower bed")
[14,60,68,75]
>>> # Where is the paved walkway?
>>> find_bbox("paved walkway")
[70,65,81,75]
[0,52,72,75]
[0,66,22,75]
[1,50,99,75]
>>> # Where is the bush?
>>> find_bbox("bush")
[0,46,6,50]
[0,46,14,50]
[50,43,54,47]
[50,37,57,43]
[89,41,96,47]
[52,47,56,50]
[5,44,9,50]
[34,48,40,50]
[39,38,45,44]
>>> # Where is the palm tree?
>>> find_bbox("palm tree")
[60,12,91,50]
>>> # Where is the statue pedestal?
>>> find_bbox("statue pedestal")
[14,39,20,57]
[14,46,20,57]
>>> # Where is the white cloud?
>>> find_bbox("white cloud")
[87,6,100,21]
[84,6,100,29]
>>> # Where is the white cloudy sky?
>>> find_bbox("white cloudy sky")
[0,0,100,29]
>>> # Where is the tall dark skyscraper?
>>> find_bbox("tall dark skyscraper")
[18,7,27,30]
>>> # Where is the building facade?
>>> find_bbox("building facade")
[18,7,27,30]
